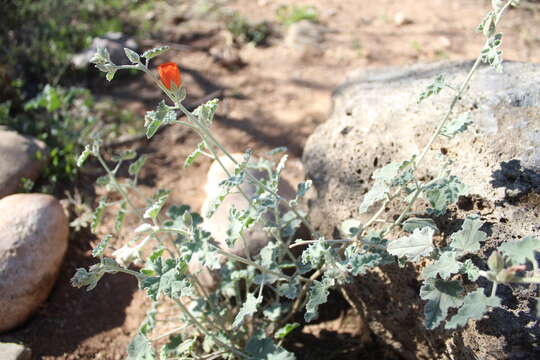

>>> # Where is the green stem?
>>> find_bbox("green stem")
[173,299,249,359]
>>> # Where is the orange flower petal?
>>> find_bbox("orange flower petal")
[158,62,181,89]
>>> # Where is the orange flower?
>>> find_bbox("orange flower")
[158,62,181,89]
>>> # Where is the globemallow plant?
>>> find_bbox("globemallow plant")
[72,1,539,358]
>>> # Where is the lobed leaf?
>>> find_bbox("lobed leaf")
[421,251,461,280]
[445,288,500,329]
[450,215,487,254]
[387,227,434,262]
[420,278,464,329]
[418,74,445,103]
[305,276,335,322]
[232,293,262,329]
[441,112,473,138]
[499,236,540,266]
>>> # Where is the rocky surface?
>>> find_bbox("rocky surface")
[0,343,32,360]
[0,194,69,333]
[0,127,48,199]
[303,61,540,359]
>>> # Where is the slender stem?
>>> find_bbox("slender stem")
[290,239,355,249]
[173,299,249,359]
[149,324,188,341]
[214,246,311,283]
[96,153,143,220]
[490,282,498,297]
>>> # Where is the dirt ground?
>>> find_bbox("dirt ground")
[1,0,539,359]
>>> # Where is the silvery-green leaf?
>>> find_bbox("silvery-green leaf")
[423,175,467,216]
[129,155,148,176]
[418,74,445,103]
[460,259,480,281]
[445,288,500,329]
[340,219,362,238]
[144,191,169,220]
[184,142,206,168]
[77,145,92,167]
[106,69,117,82]
[387,227,434,261]
[232,293,262,329]
[127,333,155,360]
[420,278,464,329]
[141,46,170,60]
[441,112,473,138]
[359,180,389,213]
[91,198,107,233]
[124,48,140,63]
[421,251,461,280]
[193,98,219,127]
[92,234,112,258]
[144,101,176,139]
[305,276,335,322]
[402,217,438,233]
[499,236,540,265]
[450,216,487,253]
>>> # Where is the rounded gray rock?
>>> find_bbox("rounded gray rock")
[0,127,48,199]
[303,61,540,359]
[0,194,68,333]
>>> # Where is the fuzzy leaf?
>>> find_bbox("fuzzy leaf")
[420,278,464,329]
[289,180,312,207]
[124,48,140,63]
[144,101,176,139]
[441,112,473,138]
[233,293,262,329]
[144,191,169,220]
[142,251,189,301]
[92,234,112,258]
[278,281,299,300]
[141,46,170,60]
[127,333,155,360]
[421,251,461,280]
[460,259,480,281]
[91,198,107,233]
[402,217,438,233]
[193,98,219,127]
[305,277,335,322]
[423,175,467,216]
[499,236,540,265]
[340,219,362,238]
[129,155,148,176]
[359,180,388,213]
[480,33,503,72]
[344,246,384,276]
[184,142,206,168]
[77,145,92,167]
[418,74,445,103]
[445,288,501,329]
[387,227,434,261]
[245,330,295,360]
[450,216,487,253]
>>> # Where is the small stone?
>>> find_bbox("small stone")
[394,12,413,26]
[0,343,31,360]
[0,194,69,333]
[0,127,48,199]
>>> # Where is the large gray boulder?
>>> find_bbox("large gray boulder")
[0,127,48,199]
[0,194,69,333]
[303,61,540,359]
